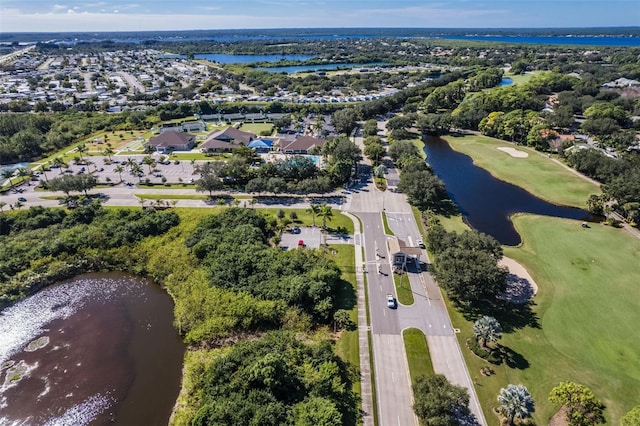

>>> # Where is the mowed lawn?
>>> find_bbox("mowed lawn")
[453,214,640,425]
[443,134,601,209]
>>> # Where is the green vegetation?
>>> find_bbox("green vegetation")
[443,134,600,208]
[449,214,640,425]
[381,211,394,235]
[412,374,472,425]
[239,122,274,135]
[0,204,180,307]
[329,245,361,397]
[257,207,353,234]
[393,272,414,305]
[402,328,434,384]
[137,193,208,200]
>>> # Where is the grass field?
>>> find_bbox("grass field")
[449,214,640,425]
[443,134,601,208]
[403,328,434,384]
[240,122,274,136]
[330,244,361,398]
[255,207,354,234]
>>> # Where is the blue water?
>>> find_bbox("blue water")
[441,35,640,47]
[423,137,593,245]
[194,53,314,64]
[260,63,386,74]
[500,77,513,86]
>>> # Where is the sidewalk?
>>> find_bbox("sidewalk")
[342,211,374,426]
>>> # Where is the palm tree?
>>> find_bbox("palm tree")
[16,167,31,184]
[497,384,535,425]
[318,203,333,228]
[114,165,124,183]
[103,145,115,162]
[1,169,14,187]
[307,202,321,227]
[76,143,87,162]
[53,157,67,174]
[142,155,155,174]
[473,316,502,349]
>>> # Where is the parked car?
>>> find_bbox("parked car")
[17,197,27,202]
[292,226,301,234]
[297,240,305,247]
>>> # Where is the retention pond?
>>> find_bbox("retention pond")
[423,136,593,245]
[0,272,185,425]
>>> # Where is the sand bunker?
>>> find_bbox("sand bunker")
[499,257,538,304]
[498,146,529,158]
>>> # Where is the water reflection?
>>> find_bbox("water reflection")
[423,137,593,245]
[0,272,184,425]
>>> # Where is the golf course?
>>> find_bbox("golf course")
[438,135,639,424]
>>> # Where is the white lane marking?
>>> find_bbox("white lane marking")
[391,372,395,383]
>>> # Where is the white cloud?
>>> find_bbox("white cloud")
[67,9,76,14]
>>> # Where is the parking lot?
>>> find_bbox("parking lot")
[40,154,199,186]
[280,226,323,250]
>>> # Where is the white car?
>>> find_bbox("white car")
[416,239,425,249]
[386,294,396,309]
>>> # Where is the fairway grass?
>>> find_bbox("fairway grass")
[450,214,640,425]
[442,134,600,209]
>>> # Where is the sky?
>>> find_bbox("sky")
[1,0,639,33]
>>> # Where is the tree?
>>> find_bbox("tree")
[292,397,342,426]
[1,169,14,187]
[548,382,606,426]
[307,203,321,227]
[196,173,223,197]
[331,108,357,136]
[114,165,124,183]
[332,309,353,332]
[621,405,640,426]
[143,155,156,174]
[497,384,535,425]
[397,169,447,211]
[75,143,87,162]
[364,140,386,165]
[318,203,333,228]
[412,374,470,425]
[102,145,115,162]
[0,201,6,212]
[473,316,502,349]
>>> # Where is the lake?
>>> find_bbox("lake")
[259,62,386,74]
[0,272,185,425]
[423,136,593,245]
[194,53,314,64]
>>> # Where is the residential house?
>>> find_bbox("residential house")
[180,120,206,133]
[145,131,196,153]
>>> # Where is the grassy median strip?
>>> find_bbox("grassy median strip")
[393,271,414,305]
[136,194,208,200]
[382,211,394,235]
[402,328,434,384]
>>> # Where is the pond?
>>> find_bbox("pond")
[423,136,593,245]
[0,272,185,425]
[194,53,314,64]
